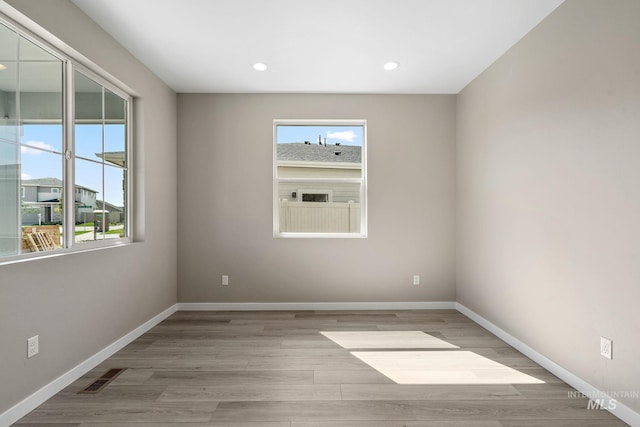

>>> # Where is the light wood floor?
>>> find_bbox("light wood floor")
[15,310,628,426]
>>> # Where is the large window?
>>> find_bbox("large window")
[0,18,131,261]
[274,120,367,237]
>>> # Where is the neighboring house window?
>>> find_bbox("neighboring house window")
[298,189,332,202]
[0,17,131,261]
[274,120,367,237]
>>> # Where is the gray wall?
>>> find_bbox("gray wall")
[456,0,640,413]
[177,94,456,303]
[0,0,177,414]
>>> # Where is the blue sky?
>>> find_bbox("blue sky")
[20,124,126,206]
[276,125,364,146]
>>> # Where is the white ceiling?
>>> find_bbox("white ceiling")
[71,0,564,94]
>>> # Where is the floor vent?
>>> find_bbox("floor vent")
[78,368,126,394]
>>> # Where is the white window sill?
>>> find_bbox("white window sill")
[275,232,368,239]
[0,239,134,266]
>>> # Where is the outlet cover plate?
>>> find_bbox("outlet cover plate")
[600,336,612,360]
[27,335,39,358]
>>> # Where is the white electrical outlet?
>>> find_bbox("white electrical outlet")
[600,336,612,360]
[27,335,39,358]
[413,275,420,285]
[222,275,229,286]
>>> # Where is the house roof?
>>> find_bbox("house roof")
[22,177,63,187]
[22,178,98,193]
[277,143,361,164]
[96,200,124,213]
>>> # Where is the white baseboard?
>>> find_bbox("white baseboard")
[178,301,457,311]
[0,304,178,427]
[456,303,640,427]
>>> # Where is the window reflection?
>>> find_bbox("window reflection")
[0,23,65,255]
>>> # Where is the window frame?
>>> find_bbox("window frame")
[273,119,367,239]
[0,14,133,264]
[70,65,133,246]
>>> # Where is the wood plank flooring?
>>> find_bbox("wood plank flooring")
[14,310,628,426]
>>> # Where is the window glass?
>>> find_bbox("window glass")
[0,18,132,261]
[0,23,19,256]
[74,71,128,243]
[104,88,127,168]
[274,122,366,236]
[74,72,103,162]
[15,32,64,254]
[0,141,20,256]
[19,34,64,252]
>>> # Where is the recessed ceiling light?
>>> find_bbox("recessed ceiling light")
[253,62,268,71]
[0,64,7,71]
[383,61,399,71]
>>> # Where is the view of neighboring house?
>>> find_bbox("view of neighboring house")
[277,142,362,203]
[20,152,126,226]
[96,200,124,224]
[276,141,363,233]
[20,178,100,225]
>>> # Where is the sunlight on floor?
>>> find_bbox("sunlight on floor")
[320,330,459,349]
[351,350,546,385]
[321,331,545,385]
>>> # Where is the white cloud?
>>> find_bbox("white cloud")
[21,172,32,180]
[21,140,54,155]
[327,130,356,143]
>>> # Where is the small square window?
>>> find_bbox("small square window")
[274,120,367,238]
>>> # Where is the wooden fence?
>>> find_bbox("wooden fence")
[279,201,360,233]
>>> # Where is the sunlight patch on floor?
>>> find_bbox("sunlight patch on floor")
[320,331,459,349]
[351,351,546,385]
